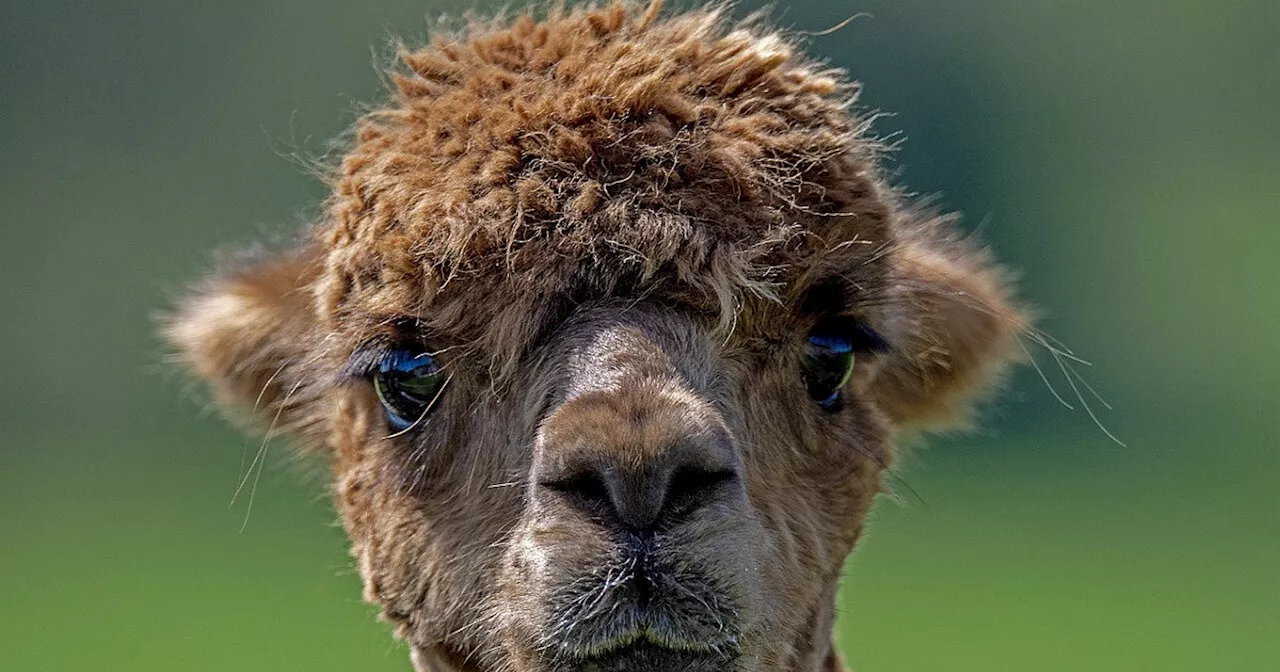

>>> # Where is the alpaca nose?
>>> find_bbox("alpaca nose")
[535,398,742,530]
[541,447,740,530]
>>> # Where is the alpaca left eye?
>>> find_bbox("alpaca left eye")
[800,318,886,410]
[801,336,855,409]
[373,348,446,431]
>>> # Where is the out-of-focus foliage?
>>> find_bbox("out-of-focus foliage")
[2,1,1275,669]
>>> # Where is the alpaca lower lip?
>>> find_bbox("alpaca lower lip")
[561,640,736,672]
[572,627,731,658]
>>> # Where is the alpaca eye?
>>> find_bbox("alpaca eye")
[800,318,886,410]
[801,335,855,409]
[373,348,446,431]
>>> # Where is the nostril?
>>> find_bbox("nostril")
[665,466,739,519]
[669,466,737,498]
[541,469,613,514]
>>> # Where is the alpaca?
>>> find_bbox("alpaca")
[167,3,1023,671]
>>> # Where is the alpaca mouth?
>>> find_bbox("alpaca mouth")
[541,598,743,666]
[537,558,743,670]
[564,623,739,660]
[560,639,738,672]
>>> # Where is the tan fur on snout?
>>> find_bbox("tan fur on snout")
[166,3,1025,671]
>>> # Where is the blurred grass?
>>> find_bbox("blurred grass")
[1,425,401,671]
[841,418,1279,670]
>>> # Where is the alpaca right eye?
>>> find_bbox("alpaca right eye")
[800,317,889,410]
[372,348,447,431]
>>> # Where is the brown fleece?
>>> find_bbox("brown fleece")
[166,3,1025,671]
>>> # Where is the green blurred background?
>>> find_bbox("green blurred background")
[2,0,1276,669]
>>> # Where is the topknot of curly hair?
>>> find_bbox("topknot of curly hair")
[318,1,891,329]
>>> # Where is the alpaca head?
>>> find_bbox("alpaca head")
[168,3,1022,671]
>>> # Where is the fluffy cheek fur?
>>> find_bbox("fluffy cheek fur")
[728,369,891,671]
[331,388,523,668]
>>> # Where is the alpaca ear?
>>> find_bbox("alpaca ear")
[166,244,323,435]
[873,237,1024,429]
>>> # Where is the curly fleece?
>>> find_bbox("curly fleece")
[316,1,896,340]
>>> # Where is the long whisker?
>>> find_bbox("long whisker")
[237,376,307,532]
[229,361,293,498]
[883,469,932,514]
[1061,358,1115,411]
[1017,333,1074,410]
[1052,351,1126,447]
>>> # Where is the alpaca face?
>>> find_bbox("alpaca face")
[321,294,892,672]
[500,303,892,672]
[167,4,1022,671]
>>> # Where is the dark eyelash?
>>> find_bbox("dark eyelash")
[851,320,891,354]
[342,317,438,380]
[341,342,393,380]
[812,315,891,354]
